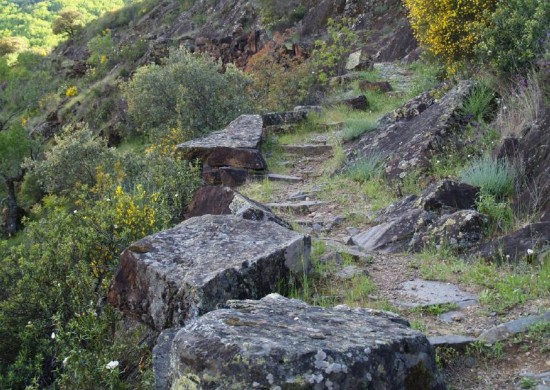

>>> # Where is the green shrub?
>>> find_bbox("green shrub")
[124,48,253,140]
[477,0,550,74]
[311,17,358,83]
[25,123,114,195]
[476,192,514,235]
[460,156,516,199]
[347,152,384,183]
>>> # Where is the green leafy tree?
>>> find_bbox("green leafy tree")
[0,126,30,236]
[0,36,28,56]
[124,48,253,139]
[25,123,114,194]
[51,9,84,37]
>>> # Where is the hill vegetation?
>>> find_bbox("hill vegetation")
[0,0,549,388]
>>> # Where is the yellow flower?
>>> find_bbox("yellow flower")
[65,86,78,97]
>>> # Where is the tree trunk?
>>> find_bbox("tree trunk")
[5,175,23,236]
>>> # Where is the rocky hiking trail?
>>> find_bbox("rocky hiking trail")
[108,62,549,389]
[235,65,549,389]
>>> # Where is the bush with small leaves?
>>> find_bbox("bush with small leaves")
[124,48,253,140]
[476,0,550,75]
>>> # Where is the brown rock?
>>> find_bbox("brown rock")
[341,95,369,110]
[359,80,393,93]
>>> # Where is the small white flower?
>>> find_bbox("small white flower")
[106,360,119,370]
[527,249,534,255]
[63,357,69,366]
[73,210,77,214]
[506,254,510,259]
[51,332,56,339]
[106,198,111,202]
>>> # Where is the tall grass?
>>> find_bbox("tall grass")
[496,71,542,137]
[461,83,496,122]
[347,152,384,183]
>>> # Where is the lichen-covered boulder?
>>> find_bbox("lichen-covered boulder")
[153,294,445,390]
[352,208,432,253]
[177,115,266,170]
[345,81,475,180]
[108,215,310,331]
[352,180,483,253]
[410,210,486,251]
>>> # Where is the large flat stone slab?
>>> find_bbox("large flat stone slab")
[478,312,550,344]
[108,215,310,331]
[177,115,267,169]
[154,294,445,389]
[395,279,478,309]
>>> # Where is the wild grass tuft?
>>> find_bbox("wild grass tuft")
[496,71,543,137]
[341,118,377,141]
[346,152,384,183]
[459,156,516,199]
[461,83,496,122]
[476,193,514,235]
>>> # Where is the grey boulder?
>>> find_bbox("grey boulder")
[108,215,310,331]
[154,294,445,390]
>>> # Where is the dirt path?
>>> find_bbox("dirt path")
[241,101,549,389]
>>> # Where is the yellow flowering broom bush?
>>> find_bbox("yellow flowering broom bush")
[404,0,498,73]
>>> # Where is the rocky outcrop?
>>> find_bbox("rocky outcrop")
[153,293,445,389]
[108,215,310,331]
[345,81,475,181]
[185,185,292,230]
[177,115,266,185]
[474,222,550,263]
[352,180,484,253]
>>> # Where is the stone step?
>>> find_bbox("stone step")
[428,335,476,350]
[281,144,333,157]
[318,122,344,132]
[250,173,304,183]
[266,201,329,214]
[177,115,266,170]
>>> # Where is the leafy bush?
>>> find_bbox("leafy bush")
[404,0,498,72]
[476,0,550,74]
[124,48,253,140]
[311,17,358,83]
[460,156,516,199]
[247,41,315,112]
[0,151,200,388]
[26,123,114,194]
